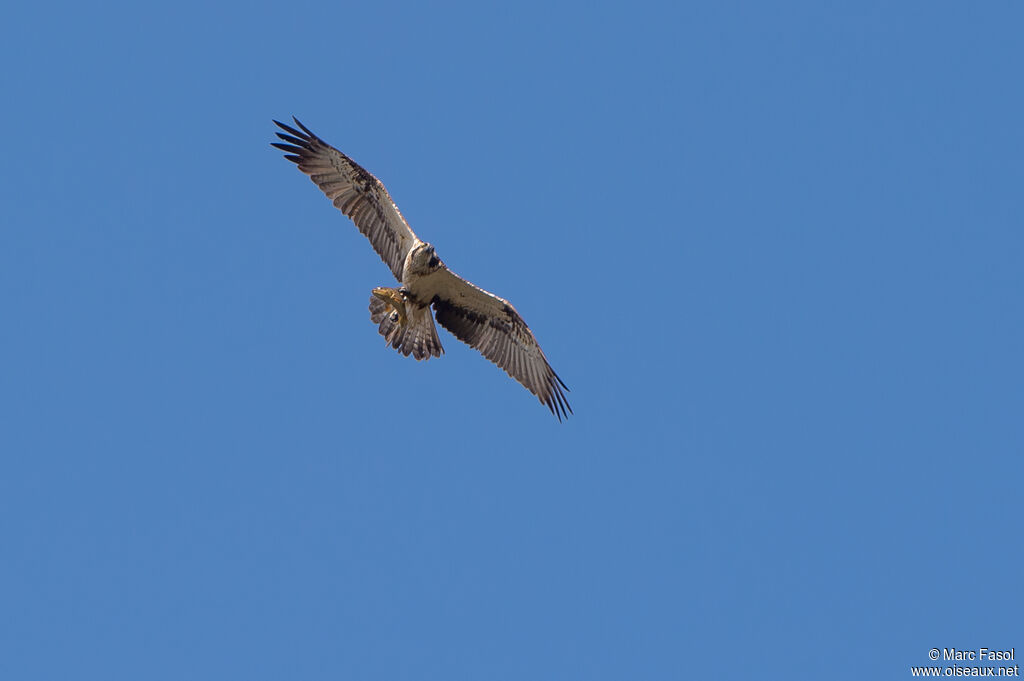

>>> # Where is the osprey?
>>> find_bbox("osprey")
[272,119,571,420]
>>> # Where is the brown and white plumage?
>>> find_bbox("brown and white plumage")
[272,118,571,420]
[369,287,444,361]
[431,269,571,420]
[272,119,417,281]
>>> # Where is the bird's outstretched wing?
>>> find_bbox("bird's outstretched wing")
[272,118,419,281]
[431,269,571,421]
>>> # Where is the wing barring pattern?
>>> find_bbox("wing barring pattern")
[272,118,418,280]
[431,270,572,421]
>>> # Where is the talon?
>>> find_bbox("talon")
[372,286,408,325]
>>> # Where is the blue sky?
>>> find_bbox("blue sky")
[2,1,1021,678]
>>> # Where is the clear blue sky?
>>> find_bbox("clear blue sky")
[2,1,1021,679]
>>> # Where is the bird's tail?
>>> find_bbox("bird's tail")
[369,289,444,360]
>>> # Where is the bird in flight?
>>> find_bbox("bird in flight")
[272,118,571,420]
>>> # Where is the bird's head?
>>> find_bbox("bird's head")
[409,242,443,274]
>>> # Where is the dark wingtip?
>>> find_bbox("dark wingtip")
[548,369,571,421]
[552,370,570,392]
[275,132,306,146]
[273,118,307,140]
[291,116,315,138]
[544,382,571,422]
